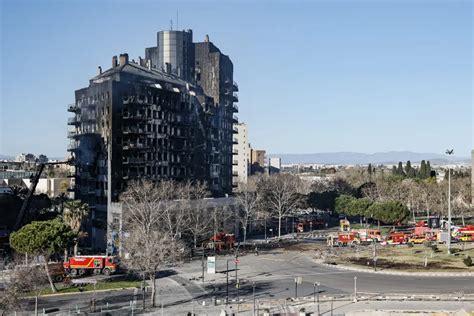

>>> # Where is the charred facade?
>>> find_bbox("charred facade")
[68,30,239,251]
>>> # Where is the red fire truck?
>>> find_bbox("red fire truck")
[63,256,119,276]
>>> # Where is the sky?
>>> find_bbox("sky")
[0,0,472,158]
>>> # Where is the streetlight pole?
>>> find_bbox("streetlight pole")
[353,276,357,302]
[252,282,256,316]
[226,259,230,305]
[201,242,205,282]
[446,149,454,255]
[314,282,320,316]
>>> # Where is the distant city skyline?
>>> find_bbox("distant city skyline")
[1,0,472,157]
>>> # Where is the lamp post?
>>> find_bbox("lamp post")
[314,282,320,316]
[446,149,454,255]
[252,282,256,316]
[353,276,357,302]
[201,242,205,282]
[226,259,230,305]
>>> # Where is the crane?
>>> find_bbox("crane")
[13,160,71,231]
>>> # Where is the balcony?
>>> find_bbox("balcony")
[123,127,150,135]
[123,157,146,164]
[232,160,238,165]
[233,127,238,134]
[67,142,79,152]
[232,115,238,123]
[232,93,239,102]
[233,81,239,92]
[123,112,148,120]
[232,171,239,177]
[67,117,80,126]
[232,104,238,112]
[232,138,238,144]
[122,172,140,179]
[67,104,79,113]
[211,171,219,178]
[123,143,149,151]
[67,131,77,138]
[232,149,238,155]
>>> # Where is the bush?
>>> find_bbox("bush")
[407,242,414,248]
[430,244,438,252]
[423,241,432,248]
[463,256,472,267]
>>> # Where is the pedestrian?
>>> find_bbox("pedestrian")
[255,245,259,256]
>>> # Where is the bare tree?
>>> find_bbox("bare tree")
[182,181,213,249]
[158,181,190,241]
[235,177,260,243]
[120,179,185,308]
[258,174,305,238]
[0,262,49,316]
[451,177,471,226]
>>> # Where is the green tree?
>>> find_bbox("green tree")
[426,161,432,178]
[405,160,412,175]
[419,160,427,179]
[367,201,410,225]
[392,165,397,175]
[62,200,89,256]
[406,160,416,178]
[9,219,74,293]
[335,195,356,215]
[367,163,373,181]
[348,198,373,217]
[397,162,405,177]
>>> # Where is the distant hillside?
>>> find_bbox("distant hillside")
[268,151,470,165]
[0,154,14,160]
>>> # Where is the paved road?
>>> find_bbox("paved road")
[180,249,474,299]
[16,246,474,314]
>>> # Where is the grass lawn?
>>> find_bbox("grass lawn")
[332,243,474,272]
[31,280,141,296]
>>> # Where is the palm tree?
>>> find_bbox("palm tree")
[62,200,89,256]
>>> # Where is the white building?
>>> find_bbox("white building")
[269,157,282,173]
[15,153,36,163]
[232,123,251,184]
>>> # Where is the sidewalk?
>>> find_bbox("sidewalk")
[313,258,474,277]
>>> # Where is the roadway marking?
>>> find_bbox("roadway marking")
[258,257,285,261]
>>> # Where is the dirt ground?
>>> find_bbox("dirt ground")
[279,239,474,272]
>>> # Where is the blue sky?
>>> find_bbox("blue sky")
[1,0,472,157]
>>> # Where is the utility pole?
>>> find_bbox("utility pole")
[226,259,229,305]
[446,149,454,255]
[373,239,377,271]
[353,276,357,302]
[201,242,205,282]
[252,282,256,316]
[314,282,320,316]
[142,273,146,310]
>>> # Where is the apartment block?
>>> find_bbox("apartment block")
[232,123,250,184]
[250,149,266,175]
[269,157,282,174]
[68,29,239,251]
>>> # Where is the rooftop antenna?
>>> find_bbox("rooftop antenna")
[170,19,173,30]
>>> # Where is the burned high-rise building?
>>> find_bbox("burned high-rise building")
[68,30,239,251]
[144,30,238,194]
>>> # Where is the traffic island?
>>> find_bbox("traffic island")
[321,243,474,273]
